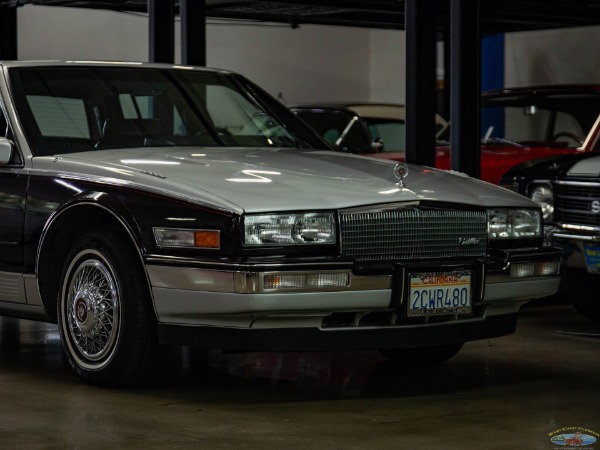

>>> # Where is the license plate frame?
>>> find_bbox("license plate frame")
[407,270,472,317]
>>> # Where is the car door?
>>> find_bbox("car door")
[0,108,27,304]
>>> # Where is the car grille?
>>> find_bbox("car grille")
[554,182,600,227]
[339,207,487,264]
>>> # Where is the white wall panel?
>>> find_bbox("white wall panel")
[368,29,406,104]
[16,5,599,106]
[206,23,371,104]
[18,6,148,62]
[17,5,370,104]
[505,25,600,87]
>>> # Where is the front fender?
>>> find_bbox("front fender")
[31,190,147,320]
[36,190,144,275]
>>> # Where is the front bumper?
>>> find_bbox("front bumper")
[144,247,561,350]
[157,312,519,351]
[552,227,600,273]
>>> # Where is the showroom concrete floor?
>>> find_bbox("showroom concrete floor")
[0,301,599,449]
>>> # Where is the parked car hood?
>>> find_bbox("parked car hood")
[566,153,600,177]
[502,152,600,181]
[34,147,535,214]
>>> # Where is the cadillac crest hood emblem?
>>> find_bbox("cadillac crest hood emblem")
[394,163,409,188]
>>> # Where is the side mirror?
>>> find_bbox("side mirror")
[0,137,13,165]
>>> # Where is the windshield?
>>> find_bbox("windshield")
[481,105,585,146]
[295,108,449,153]
[294,109,372,153]
[364,119,405,151]
[11,66,311,156]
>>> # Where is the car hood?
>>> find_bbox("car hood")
[35,147,535,214]
[502,153,600,180]
[566,153,600,177]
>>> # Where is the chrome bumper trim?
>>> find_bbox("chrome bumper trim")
[147,260,560,296]
[553,231,600,241]
[146,265,391,293]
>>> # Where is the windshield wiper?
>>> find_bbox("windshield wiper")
[480,136,525,148]
[335,116,359,148]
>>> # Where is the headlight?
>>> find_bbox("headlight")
[487,209,541,239]
[244,212,336,246]
[528,183,554,221]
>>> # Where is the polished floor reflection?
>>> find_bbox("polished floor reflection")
[1,303,599,449]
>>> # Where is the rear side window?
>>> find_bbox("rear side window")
[26,95,90,139]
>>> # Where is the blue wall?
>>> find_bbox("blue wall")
[481,34,505,138]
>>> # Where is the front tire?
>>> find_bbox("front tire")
[565,268,600,322]
[57,227,157,386]
[380,343,464,365]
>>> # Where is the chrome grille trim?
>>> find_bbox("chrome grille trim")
[554,181,600,226]
[339,207,488,262]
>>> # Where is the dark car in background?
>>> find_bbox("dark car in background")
[501,119,600,321]
[293,86,600,185]
[291,102,447,154]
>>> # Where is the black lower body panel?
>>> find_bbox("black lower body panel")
[158,314,518,351]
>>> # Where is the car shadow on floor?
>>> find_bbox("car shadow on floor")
[1,305,597,404]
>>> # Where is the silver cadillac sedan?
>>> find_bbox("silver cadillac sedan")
[0,61,561,386]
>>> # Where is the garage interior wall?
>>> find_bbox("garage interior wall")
[17,5,371,105]
[16,5,600,106]
[504,25,600,86]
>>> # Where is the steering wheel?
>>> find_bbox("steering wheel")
[552,131,584,146]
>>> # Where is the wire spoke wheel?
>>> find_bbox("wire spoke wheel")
[66,257,120,363]
[57,228,157,387]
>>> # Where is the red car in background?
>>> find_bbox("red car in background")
[292,85,600,185]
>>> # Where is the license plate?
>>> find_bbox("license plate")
[408,271,472,317]
[583,244,600,273]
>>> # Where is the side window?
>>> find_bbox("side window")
[205,85,262,134]
[119,94,139,119]
[554,111,584,137]
[26,96,90,139]
[0,108,7,138]
[118,93,186,135]
[119,94,155,119]
[295,110,354,144]
[368,122,406,152]
[204,85,288,137]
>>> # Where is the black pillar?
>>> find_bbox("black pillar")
[0,4,17,60]
[149,0,175,63]
[438,33,451,121]
[450,0,481,178]
[405,0,438,167]
[181,0,207,66]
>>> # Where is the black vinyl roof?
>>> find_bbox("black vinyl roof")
[10,0,600,33]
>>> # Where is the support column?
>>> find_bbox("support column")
[0,4,17,60]
[405,0,438,167]
[450,0,481,178]
[181,0,207,66]
[149,0,175,63]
